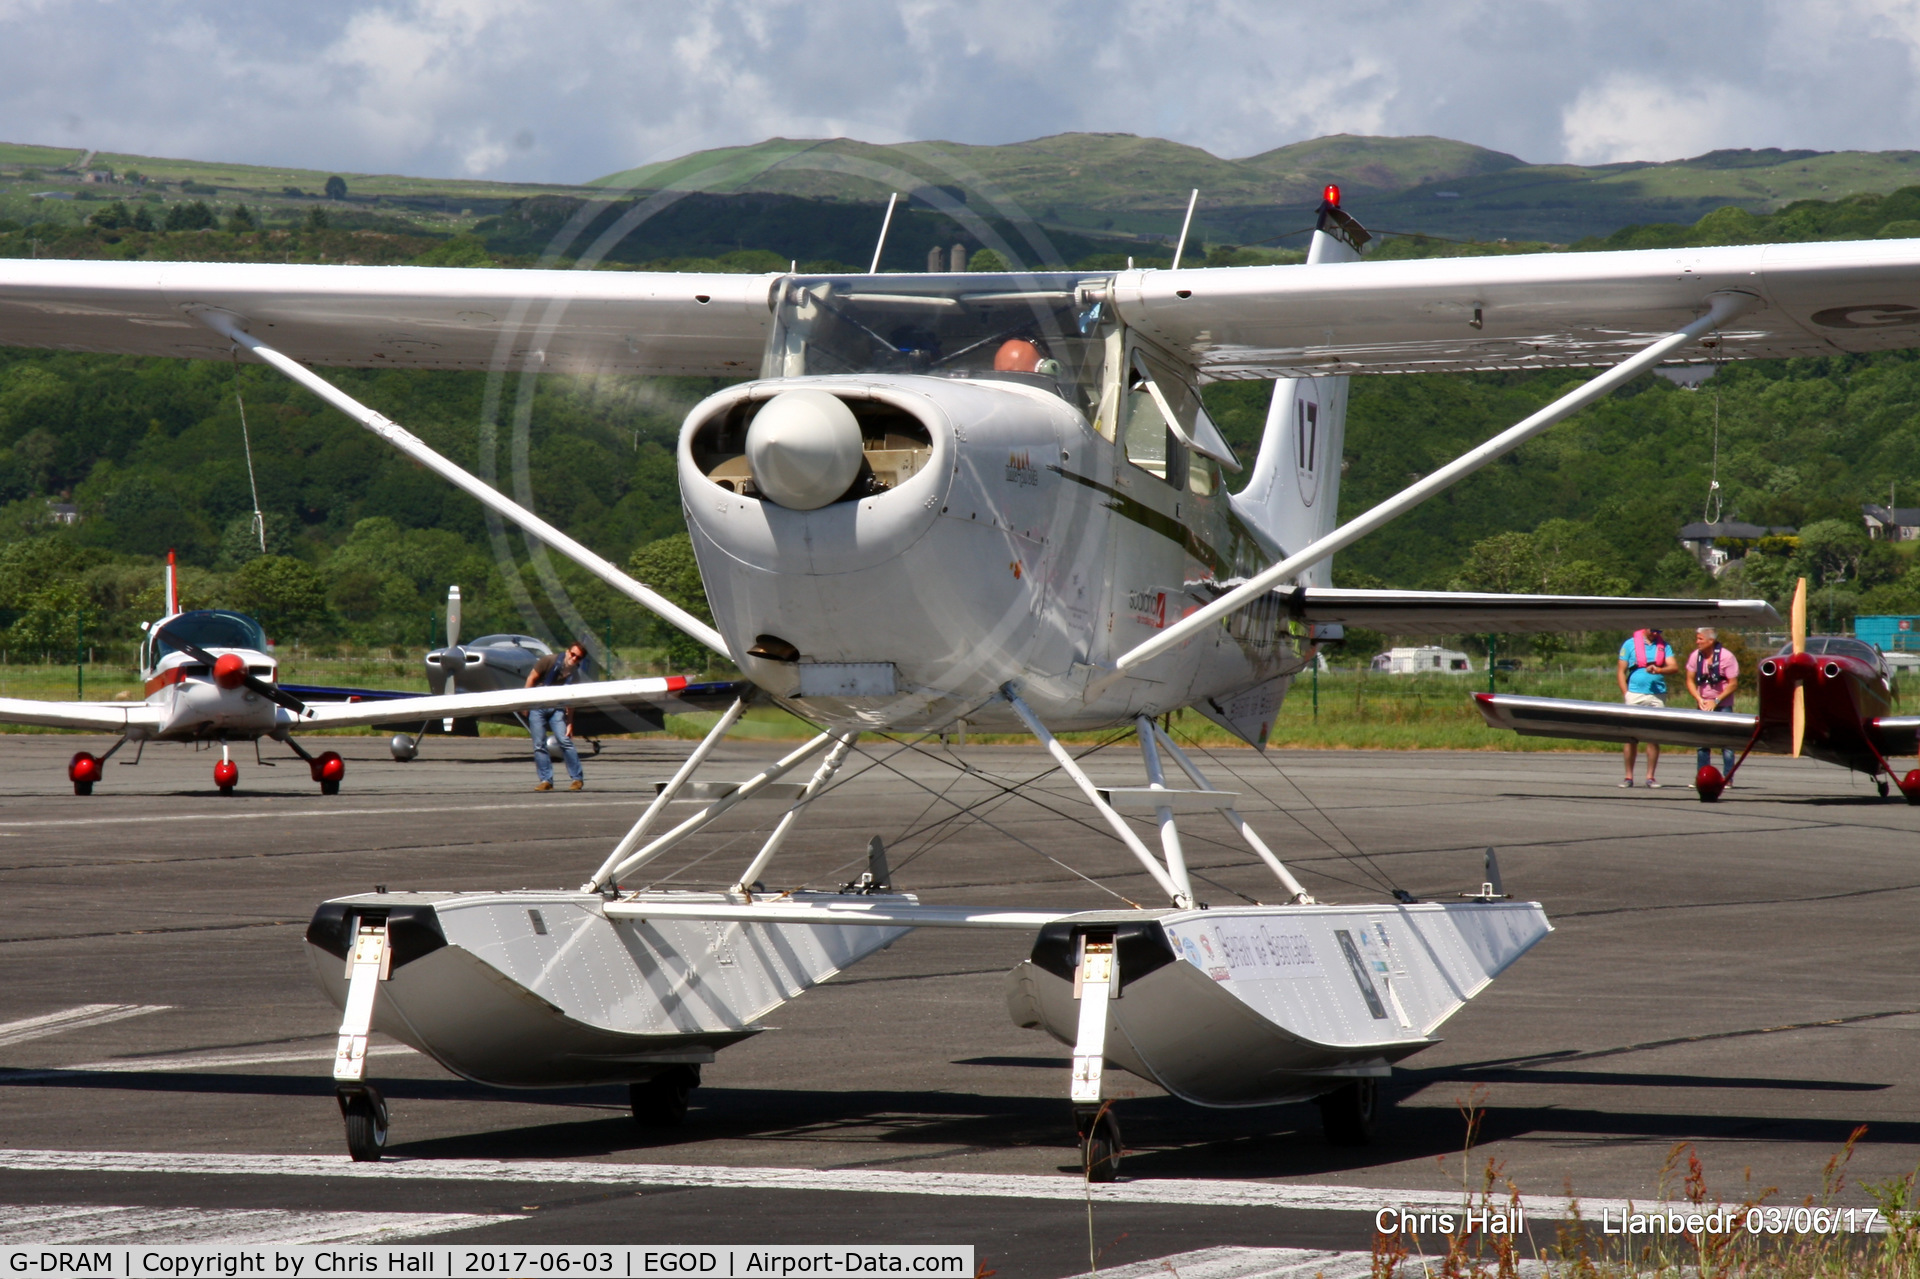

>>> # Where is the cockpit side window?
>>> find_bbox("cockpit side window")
[1121,362,1189,490]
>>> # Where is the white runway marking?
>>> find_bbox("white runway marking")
[62,1043,416,1073]
[0,799,649,830]
[1066,1247,1375,1279]
[1066,1245,1549,1279]
[0,1203,514,1244]
[0,1004,170,1048]
[0,1149,1664,1220]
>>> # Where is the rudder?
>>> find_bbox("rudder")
[1228,189,1365,587]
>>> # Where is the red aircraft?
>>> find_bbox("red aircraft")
[1475,580,1920,802]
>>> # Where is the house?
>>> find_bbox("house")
[1862,504,1920,541]
[45,502,77,525]
[1677,520,1796,575]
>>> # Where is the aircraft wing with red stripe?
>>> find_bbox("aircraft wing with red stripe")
[1474,693,1757,749]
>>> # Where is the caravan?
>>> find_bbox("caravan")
[1372,646,1476,675]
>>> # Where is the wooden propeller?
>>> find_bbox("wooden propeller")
[1791,576,1807,758]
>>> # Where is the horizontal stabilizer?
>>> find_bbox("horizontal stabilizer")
[1476,692,1757,749]
[1097,787,1239,812]
[1292,587,1779,635]
[668,780,809,803]
[604,898,1071,930]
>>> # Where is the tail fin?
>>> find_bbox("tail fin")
[1227,188,1365,587]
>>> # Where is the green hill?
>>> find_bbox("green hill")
[597,134,1920,247]
[8,136,1920,661]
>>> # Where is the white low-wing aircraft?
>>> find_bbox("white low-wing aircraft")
[8,188,1901,1174]
[4,554,733,795]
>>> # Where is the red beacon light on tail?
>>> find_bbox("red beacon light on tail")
[1323,184,1341,207]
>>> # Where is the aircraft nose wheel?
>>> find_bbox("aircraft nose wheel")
[213,759,238,794]
[1072,1104,1122,1183]
[337,1084,389,1162]
[1316,1078,1379,1146]
[629,1064,700,1127]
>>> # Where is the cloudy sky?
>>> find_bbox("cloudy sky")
[5,0,1920,182]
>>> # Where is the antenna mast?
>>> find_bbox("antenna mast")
[867,193,899,275]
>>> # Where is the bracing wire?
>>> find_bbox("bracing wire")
[1170,720,1404,896]
[231,352,267,554]
[1704,388,1723,525]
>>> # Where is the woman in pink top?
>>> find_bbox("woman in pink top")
[1686,627,1740,778]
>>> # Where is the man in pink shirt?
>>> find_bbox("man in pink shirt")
[1686,627,1741,780]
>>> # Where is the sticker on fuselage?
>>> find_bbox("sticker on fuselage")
[1194,919,1322,983]
[1334,928,1390,1020]
[1295,397,1321,507]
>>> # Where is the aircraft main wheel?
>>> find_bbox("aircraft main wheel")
[73,781,93,796]
[1317,1078,1378,1147]
[1080,1109,1122,1183]
[68,751,102,795]
[340,1088,388,1162]
[1904,770,1920,805]
[630,1064,700,1127]
[310,751,345,795]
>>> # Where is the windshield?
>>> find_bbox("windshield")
[1778,636,1886,669]
[763,272,1115,418]
[465,634,550,652]
[152,610,267,661]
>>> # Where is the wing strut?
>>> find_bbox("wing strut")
[195,312,730,659]
[1006,687,1189,907]
[1113,290,1760,673]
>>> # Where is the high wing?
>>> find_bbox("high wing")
[1115,238,1920,378]
[1291,588,1780,635]
[0,698,164,733]
[287,676,741,730]
[0,260,774,376]
[3,238,1920,378]
[1474,693,1756,750]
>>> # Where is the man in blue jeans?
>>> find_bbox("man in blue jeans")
[1685,626,1741,781]
[525,641,588,791]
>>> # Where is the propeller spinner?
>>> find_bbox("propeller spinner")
[153,624,307,715]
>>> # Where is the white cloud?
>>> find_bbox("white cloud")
[1561,77,1769,166]
[8,0,1920,183]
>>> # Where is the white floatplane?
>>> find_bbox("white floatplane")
[16,185,1909,1174]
